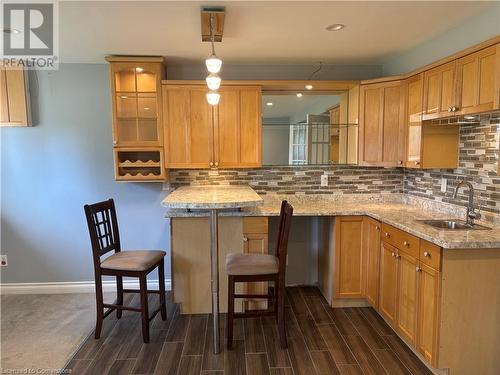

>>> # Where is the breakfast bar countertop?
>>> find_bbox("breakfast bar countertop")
[161,185,264,209]
[162,190,500,250]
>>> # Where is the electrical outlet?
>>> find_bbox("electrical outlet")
[321,173,328,187]
[162,181,171,191]
[1,255,7,267]
[441,178,447,193]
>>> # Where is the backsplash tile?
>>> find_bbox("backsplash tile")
[169,166,404,195]
[404,113,500,214]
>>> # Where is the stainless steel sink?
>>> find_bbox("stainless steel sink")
[417,219,491,230]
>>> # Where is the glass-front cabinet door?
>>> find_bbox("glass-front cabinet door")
[109,60,165,147]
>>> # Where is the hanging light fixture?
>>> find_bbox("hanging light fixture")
[206,73,221,90]
[205,12,222,105]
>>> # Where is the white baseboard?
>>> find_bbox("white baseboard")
[0,279,172,295]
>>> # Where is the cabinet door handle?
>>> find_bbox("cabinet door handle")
[423,251,430,257]
[243,237,248,242]
[403,241,410,247]
[385,232,390,238]
[391,252,396,257]
[415,161,420,166]
[447,107,452,112]
[416,266,421,272]
[209,162,214,167]
[112,140,117,145]
[397,160,403,165]
[214,161,219,167]
[375,226,380,231]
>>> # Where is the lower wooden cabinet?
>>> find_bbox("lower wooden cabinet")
[362,217,381,307]
[242,217,269,310]
[334,216,364,298]
[378,241,399,326]
[396,250,419,346]
[416,262,441,366]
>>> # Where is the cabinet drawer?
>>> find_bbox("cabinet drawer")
[243,217,268,234]
[419,240,442,271]
[381,223,420,257]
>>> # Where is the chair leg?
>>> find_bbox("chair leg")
[94,274,104,339]
[116,275,123,319]
[158,259,167,321]
[277,282,287,349]
[139,274,150,343]
[227,275,235,350]
[267,284,273,311]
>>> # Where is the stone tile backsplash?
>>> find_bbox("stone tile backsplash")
[169,166,404,195]
[168,112,500,214]
[404,113,500,214]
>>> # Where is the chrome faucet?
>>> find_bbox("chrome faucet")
[453,180,481,226]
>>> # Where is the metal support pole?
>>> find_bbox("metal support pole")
[209,209,220,354]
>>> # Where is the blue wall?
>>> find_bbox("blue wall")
[1,64,170,283]
[383,3,500,75]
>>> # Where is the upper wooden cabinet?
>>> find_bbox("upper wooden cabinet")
[0,67,30,127]
[456,44,500,115]
[359,81,405,167]
[404,74,460,170]
[163,84,262,169]
[422,61,457,120]
[106,56,167,181]
[107,58,165,147]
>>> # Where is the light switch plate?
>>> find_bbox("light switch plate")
[441,178,447,193]
[1,255,7,267]
[321,174,328,187]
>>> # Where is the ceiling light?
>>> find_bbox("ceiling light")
[266,102,273,106]
[305,85,313,90]
[206,90,220,105]
[326,24,345,31]
[206,73,221,90]
[296,93,303,98]
[206,54,222,74]
[3,28,21,34]
[135,67,143,72]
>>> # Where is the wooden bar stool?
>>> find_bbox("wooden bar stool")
[226,200,293,349]
[84,198,167,343]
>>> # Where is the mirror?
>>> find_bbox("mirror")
[262,92,358,166]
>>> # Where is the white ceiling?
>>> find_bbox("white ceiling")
[58,1,495,64]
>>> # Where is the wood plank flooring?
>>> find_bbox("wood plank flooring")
[65,287,432,375]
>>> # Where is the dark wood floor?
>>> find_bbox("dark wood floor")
[66,286,432,375]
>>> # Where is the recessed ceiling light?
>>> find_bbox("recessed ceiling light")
[326,24,345,31]
[305,85,313,90]
[3,28,21,34]
[296,93,303,98]
[266,102,273,106]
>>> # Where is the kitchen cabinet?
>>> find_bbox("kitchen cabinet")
[422,61,457,120]
[416,262,441,367]
[242,217,269,310]
[379,241,399,326]
[456,44,500,115]
[362,217,381,308]
[404,74,460,169]
[0,66,30,127]
[334,216,364,298]
[396,249,419,346]
[106,56,167,181]
[359,80,405,167]
[163,84,262,169]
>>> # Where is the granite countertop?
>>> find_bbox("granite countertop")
[162,188,500,250]
[161,185,263,209]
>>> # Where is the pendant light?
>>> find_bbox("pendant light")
[205,13,222,105]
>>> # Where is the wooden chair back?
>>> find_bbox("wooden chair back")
[275,200,293,280]
[84,199,121,268]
